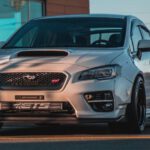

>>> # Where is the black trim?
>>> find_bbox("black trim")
[0,115,125,124]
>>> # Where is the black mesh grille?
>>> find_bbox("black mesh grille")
[0,72,67,90]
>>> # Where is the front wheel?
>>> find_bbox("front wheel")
[127,76,146,133]
[109,76,146,133]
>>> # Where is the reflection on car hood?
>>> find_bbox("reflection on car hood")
[0,48,124,68]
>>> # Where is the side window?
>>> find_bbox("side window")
[131,25,142,52]
[140,27,150,40]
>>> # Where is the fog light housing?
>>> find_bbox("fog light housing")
[84,91,114,112]
[84,94,94,101]
[102,103,113,111]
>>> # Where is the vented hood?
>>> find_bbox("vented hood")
[0,48,124,69]
[16,50,69,57]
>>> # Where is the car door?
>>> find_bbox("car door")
[139,25,150,110]
[130,20,150,109]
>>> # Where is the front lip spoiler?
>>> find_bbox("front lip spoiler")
[0,115,125,124]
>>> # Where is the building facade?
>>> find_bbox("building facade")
[0,0,89,42]
[46,0,89,16]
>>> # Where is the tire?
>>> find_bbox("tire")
[126,76,146,133]
[109,76,146,134]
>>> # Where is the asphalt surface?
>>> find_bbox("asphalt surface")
[0,124,150,150]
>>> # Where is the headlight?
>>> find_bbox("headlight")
[79,66,118,81]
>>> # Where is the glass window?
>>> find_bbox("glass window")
[30,0,44,19]
[132,26,142,51]
[140,27,150,40]
[4,17,127,49]
[15,26,38,47]
[90,30,123,47]
[0,0,44,42]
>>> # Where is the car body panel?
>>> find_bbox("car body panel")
[0,14,149,125]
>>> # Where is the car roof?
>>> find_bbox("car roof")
[33,14,136,21]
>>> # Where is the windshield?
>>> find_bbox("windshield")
[3,17,126,49]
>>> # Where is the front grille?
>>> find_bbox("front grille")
[0,72,67,90]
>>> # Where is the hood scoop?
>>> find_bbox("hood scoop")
[16,50,69,57]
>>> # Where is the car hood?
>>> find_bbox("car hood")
[0,48,124,68]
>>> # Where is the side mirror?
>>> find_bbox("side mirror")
[138,40,150,52]
[137,40,150,59]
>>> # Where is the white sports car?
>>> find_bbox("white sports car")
[0,14,150,133]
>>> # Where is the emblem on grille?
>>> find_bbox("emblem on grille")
[51,79,60,84]
[23,75,36,80]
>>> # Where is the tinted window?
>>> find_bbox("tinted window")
[3,17,126,49]
[132,26,142,51]
[140,27,150,40]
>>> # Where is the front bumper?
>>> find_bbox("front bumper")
[0,75,132,124]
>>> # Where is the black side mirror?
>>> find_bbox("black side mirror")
[137,40,150,59]
[138,40,150,52]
